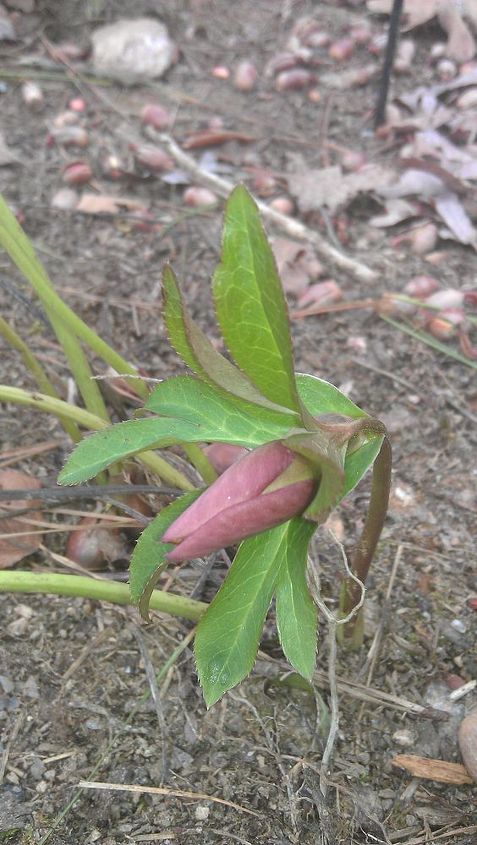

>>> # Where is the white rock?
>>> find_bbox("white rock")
[91,18,176,84]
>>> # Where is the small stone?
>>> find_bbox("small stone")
[194,805,210,821]
[0,675,14,694]
[22,676,39,699]
[51,188,78,210]
[29,759,45,780]
[392,729,416,747]
[91,18,176,84]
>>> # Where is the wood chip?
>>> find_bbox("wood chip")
[392,754,474,784]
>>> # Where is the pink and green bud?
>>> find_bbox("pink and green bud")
[162,441,317,562]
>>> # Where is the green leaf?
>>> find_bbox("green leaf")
[195,525,288,707]
[163,265,298,417]
[213,186,300,413]
[343,435,383,498]
[58,417,205,484]
[275,518,317,679]
[296,373,383,501]
[146,375,300,446]
[284,429,347,521]
[296,373,367,419]
[0,193,54,300]
[129,490,202,618]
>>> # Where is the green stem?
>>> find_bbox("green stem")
[182,443,218,485]
[0,385,194,491]
[340,435,392,641]
[50,317,110,422]
[0,316,80,441]
[0,571,206,621]
[0,194,149,400]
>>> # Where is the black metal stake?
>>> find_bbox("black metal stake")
[374,0,404,128]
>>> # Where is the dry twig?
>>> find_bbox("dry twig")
[158,134,378,284]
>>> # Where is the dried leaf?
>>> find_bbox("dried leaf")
[76,193,149,215]
[437,1,475,62]
[271,237,323,295]
[290,164,395,214]
[0,470,43,568]
[296,280,343,309]
[435,193,476,245]
[378,168,446,200]
[378,166,476,246]
[368,0,477,60]
[369,198,418,227]
[183,130,255,149]
[392,754,473,784]
[367,0,438,30]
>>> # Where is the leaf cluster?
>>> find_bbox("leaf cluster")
[59,187,384,706]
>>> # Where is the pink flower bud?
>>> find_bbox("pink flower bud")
[162,441,316,561]
[203,443,249,474]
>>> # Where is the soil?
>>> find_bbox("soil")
[0,1,476,843]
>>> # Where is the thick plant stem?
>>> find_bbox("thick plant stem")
[0,194,148,400]
[0,316,80,441]
[340,435,392,643]
[0,571,206,621]
[0,385,194,491]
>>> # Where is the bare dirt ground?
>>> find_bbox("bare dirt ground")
[0,1,476,843]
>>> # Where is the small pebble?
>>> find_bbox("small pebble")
[430,43,446,61]
[51,188,78,210]
[392,729,416,747]
[234,61,257,91]
[436,58,456,80]
[212,65,229,79]
[275,68,314,91]
[21,80,44,110]
[269,196,294,214]
[141,102,173,130]
[183,186,218,207]
[62,161,92,185]
[69,97,86,112]
[194,805,210,821]
[328,37,354,61]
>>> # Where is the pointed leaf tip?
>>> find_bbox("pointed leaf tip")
[213,186,301,413]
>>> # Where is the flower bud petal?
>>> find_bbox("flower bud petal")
[162,441,295,544]
[203,443,249,475]
[165,478,315,562]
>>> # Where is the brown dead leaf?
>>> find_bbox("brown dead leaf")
[289,164,395,214]
[377,168,477,246]
[183,130,255,149]
[392,754,473,784]
[0,469,43,568]
[271,237,323,295]
[438,0,476,62]
[76,193,149,215]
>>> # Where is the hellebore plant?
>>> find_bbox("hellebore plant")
[54,185,391,707]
